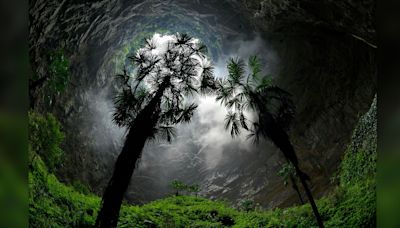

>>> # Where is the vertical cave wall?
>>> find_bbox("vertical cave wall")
[243,0,376,205]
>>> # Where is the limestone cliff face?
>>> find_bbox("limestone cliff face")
[29,0,376,208]
[240,0,376,206]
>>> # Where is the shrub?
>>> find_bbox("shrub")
[28,112,64,172]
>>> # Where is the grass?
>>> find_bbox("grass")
[29,97,376,227]
[29,153,375,227]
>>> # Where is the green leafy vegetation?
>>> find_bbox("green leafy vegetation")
[170,180,201,196]
[47,49,70,93]
[44,49,70,106]
[28,112,64,172]
[29,154,100,227]
[29,49,70,108]
[29,96,376,227]
[239,200,256,212]
[338,96,377,185]
[29,112,99,227]
[278,163,296,187]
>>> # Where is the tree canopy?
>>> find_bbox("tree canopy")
[113,33,216,142]
[216,56,294,141]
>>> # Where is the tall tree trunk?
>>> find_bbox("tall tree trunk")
[289,174,305,204]
[261,112,324,228]
[95,79,169,228]
[294,164,324,228]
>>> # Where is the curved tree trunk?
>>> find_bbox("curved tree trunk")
[95,80,169,228]
[95,125,150,227]
[289,174,305,204]
[261,112,324,228]
[294,164,324,228]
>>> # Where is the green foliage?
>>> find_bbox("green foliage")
[29,155,100,227]
[41,49,70,106]
[170,180,201,196]
[28,112,64,172]
[187,184,201,194]
[239,200,255,212]
[278,163,296,186]
[29,166,375,228]
[71,180,92,195]
[48,49,70,93]
[28,112,97,227]
[29,99,376,227]
[320,180,376,227]
[217,55,288,140]
[339,96,377,185]
[170,180,187,196]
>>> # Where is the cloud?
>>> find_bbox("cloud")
[82,32,279,203]
[85,33,276,168]
[214,34,278,79]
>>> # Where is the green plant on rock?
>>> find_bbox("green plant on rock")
[239,199,255,212]
[29,49,70,108]
[48,49,70,93]
[339,96,377,186]
[28,111,64,172]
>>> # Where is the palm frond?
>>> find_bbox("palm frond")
[156,125,176,142]
[246,121,261,144]
[176,103,198,123]
[226,96,241,110]
[176,33,193,45]
[182,83,198,97]
[144,37,156,50]
[215,86,231,105]
[196,41,208,54]
[112,85,151,128]
[227,57,245,83]
[239,112,248,130]
[159,106,176,125]
[225,111,241,137]
[248,55,262,81]
[255,76,273,91]
[200,65,216,94]
[115,67,130,85]
[129,50,147,66]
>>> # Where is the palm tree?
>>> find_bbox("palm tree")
[216,56,324,228]
[95,33,215,228]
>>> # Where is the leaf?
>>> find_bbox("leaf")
[200,65,216,94]
[255,76,273,91]
[176,33,193,45]
[248,55,262,81]
[157,125,176,142]
[225,111,241,137]
[183,83,198,96]
[240,112,249,130]
[216,85,232,105]
[196,41,208,54]
[176,103,198,123]
[227,57,245,83]
[246,122,261,144]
